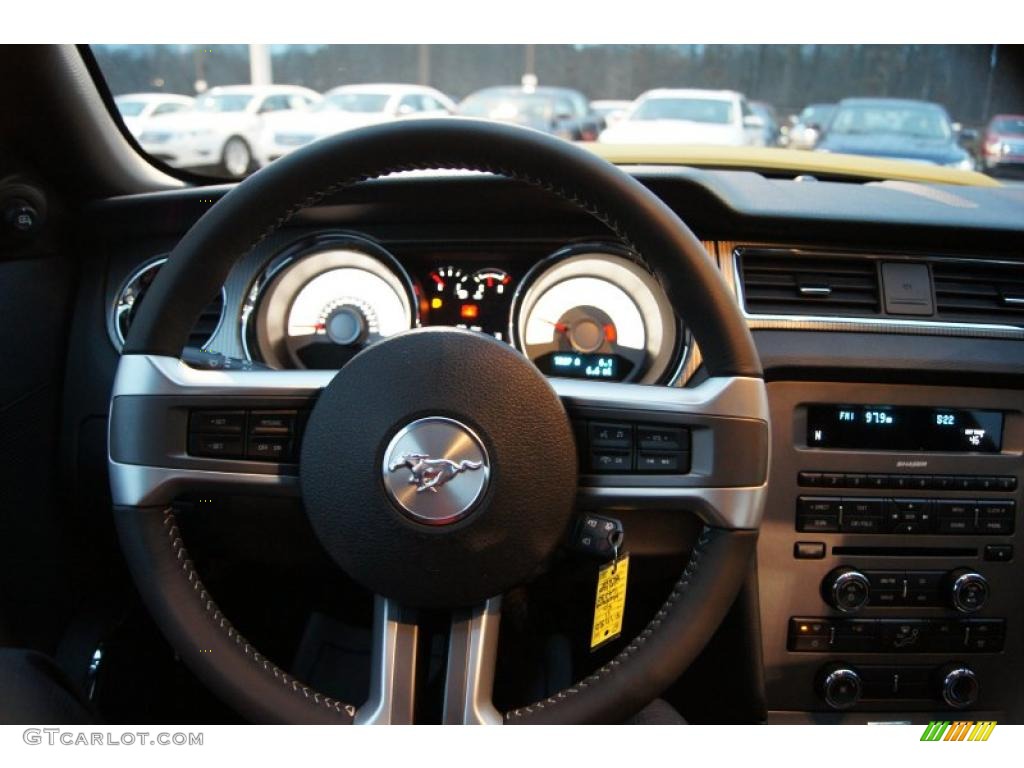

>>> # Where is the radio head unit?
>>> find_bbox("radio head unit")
[806,404,1004,453]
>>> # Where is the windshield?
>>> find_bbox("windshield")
[196,93,253,112]
[799,104,834,125]
[631,98,734,124]
[115,99,147,117]
[458,92,557,124]
[991,116,1024,134]
[90,44,1023,182]
[828,104,952,140]
[317,93,390,113]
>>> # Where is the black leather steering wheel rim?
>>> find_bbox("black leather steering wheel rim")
[114,118,763,724]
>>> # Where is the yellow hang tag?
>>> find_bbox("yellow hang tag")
[590,554,629,651]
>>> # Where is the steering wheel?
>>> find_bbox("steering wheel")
[109,119,768,724]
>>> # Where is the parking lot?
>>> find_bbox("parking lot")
[95,45,1024,182]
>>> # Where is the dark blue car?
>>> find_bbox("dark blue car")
[817,98,974,170]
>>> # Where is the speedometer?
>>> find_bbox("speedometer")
[512,249,681,384]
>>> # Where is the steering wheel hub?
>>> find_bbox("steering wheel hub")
[382,416,490,525]
[299,327,578,608]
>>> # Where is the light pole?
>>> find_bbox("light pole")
[981,44,998,124]
[249,44,273,86]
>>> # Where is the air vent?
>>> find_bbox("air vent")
[186,293,226,348]
[113,258,226,350]
[932,260,1024,327]
[738,251,881,317]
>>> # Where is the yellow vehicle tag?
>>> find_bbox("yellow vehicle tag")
[590,554,629,651]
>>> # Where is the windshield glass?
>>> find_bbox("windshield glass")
[90,44,1023,182]
[196,93,253,112]
[458,92,555,124]
[317,93,390,113]
[631,97,733,124]
[115,99,147,117]
[991,116,1024,134]
[799,104,835,125]
[829,104,952,140]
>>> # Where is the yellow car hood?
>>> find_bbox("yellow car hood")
[584,144,1000,187]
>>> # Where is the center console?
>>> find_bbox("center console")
[758,381,1023,722]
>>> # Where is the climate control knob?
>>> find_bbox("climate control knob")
[948,569,989,613]
[939,664,979,709]
[822,567,871,612]
[819,664,862,710]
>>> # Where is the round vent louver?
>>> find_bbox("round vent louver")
[110,257,226,350]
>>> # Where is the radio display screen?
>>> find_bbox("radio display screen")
[806,404,1004,453]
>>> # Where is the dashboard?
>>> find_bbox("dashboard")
[76,168,1024,724]
[110,231,686,385]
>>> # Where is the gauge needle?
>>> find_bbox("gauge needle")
[540,318,569,334]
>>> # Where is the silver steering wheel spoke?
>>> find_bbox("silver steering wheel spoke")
[553,375,770,531]
[355,596,420,725]
[109,355,770,533]
[443,597,503,725]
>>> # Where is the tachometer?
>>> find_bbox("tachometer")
[512,250,681,384]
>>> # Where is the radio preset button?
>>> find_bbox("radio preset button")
[953,476,980,491]
[975,476,1002,492]
[843,473,868,488]
[798,471,823,487]
[821,473,845,488]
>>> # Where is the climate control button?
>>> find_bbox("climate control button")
[938,664,979,709]
[819,664,862,710]
[823,567,871,613]
[948,569,989,613]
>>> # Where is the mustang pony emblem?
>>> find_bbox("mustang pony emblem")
[388,453,484,493]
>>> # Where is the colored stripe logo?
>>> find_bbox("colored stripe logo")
[921,720,996,741]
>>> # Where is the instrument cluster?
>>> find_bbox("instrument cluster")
[240,233,685,385]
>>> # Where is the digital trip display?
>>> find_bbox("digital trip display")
[806,404,1004,453]
[533,352,634,381]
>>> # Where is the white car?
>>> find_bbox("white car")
[261,84,455,162]
[113,93,194,139]
[599,89,766,147]
[137,85,321,177]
